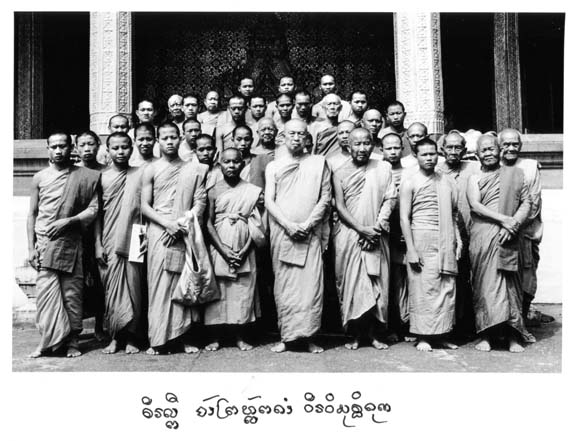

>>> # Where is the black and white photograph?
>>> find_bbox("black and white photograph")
[4,1,572,439]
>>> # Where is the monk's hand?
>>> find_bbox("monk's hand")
[95,244,107,267]
[358,226,380,244]
[498,228,512,244]
[222,246,241,267]
[28,249,39,271]
[46,218,71,239]
[285,222,308,241]
[164,220,184,239]
[500,216,519,235]
[407,249,423,272]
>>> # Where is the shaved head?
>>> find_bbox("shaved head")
[362,109,383,122]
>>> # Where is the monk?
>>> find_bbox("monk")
[252,117,278,157]
[195,134,223,190]
[131,102,160,165]
[183,94,200,120]
[347,91,369,127]
[311,74,351,121]
[332,128,396,350]
[247,95,267,145]
[204,148,266,351]
[197,91,223,135]
[361,109,384,154]
[400,122,443,171]
[326,120,355,172]
[231,125,257,182]
[498,128,550,324]
[27,132,100,358]
[134,99,157,127]
[214,95,247,154]
[97,114,130,165]
[76,131,107,341]
[95,132,145,354]
[437,130,481,337]
[132,122,158,167]
[379,100,411,155]
[238,77,255,100]
[180,118,202,162]
[141,122,208,354]
[400,138,460,352]
[266,76,296,119]
[382,132,411,342]
[309,93,342,158]
[273,93,295,137]
[292,90,317,127]
[265,119,331,353]
[467,134,535,352]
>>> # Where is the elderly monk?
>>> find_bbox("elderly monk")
[362,109,384,154]
[94,132,145,355]
[332,128,396,350]
[309,93,342,158]
[498,128,549,324]
[195,134,223,191]
[400,138,461,352]
[382,132,411,341]
[214,95,247,154]
[179,118,202,162]
[27,132,100,358]
[379,100,411,155]
[204,148,266,351]
[326,120,355,172]
[167,94,185,131]
[467,134,535,353]
[141,122,208,355]
[437,130,481,337]
[198,91,223,135]
[312,74,351,121]
[265,119,331,353]
[266,76,296,119]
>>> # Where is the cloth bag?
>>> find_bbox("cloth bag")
[172,212,220,306]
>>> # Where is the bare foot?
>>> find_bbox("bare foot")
[508,337,525,353]
[125,342,140,354]
[404,335,417,342]
[184,344,199,354]
[145,347,160,355]
[270,342,287,353]
[66,347,81,358]
[102,339,118,354]
[345,339,359,350]
[371,339,389,350]
[387,333,400,344]
[474,338,491,352]
[205,342,220,352]
[416,340,432,352]
[28,347,43,358]
[308,342,324,354]
[236,339,253,351]
[438,340,459,350]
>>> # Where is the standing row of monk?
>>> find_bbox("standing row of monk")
[26,73,545,359]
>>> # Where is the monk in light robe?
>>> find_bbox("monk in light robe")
[183,94,200,120]
[141,122,208,354]
[230,125,257,183]
[311,74,352,122]
[97,114,130,165]
[309,93,342,158]
[265,119,331,353]
[332,128,396,350]
[266,76,295,119]
[437,130,481,337]
[251,117,278,157]
[379,101,411,156]
[214,95,247,155]
[382,132,412,342]
[130,102,161,165]
[498,128,550,323]
[204,148,266,351]
[27,132,100,358]
[195,134,223,190]
[76,131,107,341]
[400,138,461,352]
[133,122,159,167]
[272,93,295,146]
[326,120,355,172]
[400,122,445,172]
[361,109,384,155]
[167,94,185,132]
[346,91,369,127]
[247,95,267,147]
[198,91,223,136]
[94,132,145,354]
[179,118,201,162]
[467,134,535,353]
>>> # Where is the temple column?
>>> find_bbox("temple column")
[89,12,133,135]
[15,12,44,139]
[394,12,444,135]
[493,13,522,132]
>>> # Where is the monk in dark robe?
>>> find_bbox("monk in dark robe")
[309,93,342,158]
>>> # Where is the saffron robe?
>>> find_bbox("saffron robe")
[333,159,397,327]
[469,167,535,342]
[266,154,331,341]
[198,110,223,136]
[204,180,266,324]
[404,172,459,335]
[309,120,340,158]
[34,165,99,351]
[98,166,144,338]
[146,159,208,347]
